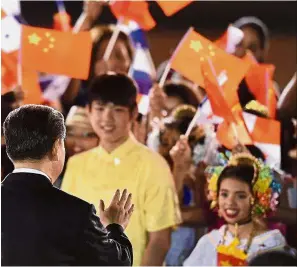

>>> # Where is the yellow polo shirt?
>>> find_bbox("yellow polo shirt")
[61,135,181,266]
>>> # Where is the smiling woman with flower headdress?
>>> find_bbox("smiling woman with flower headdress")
[183,152,287,266]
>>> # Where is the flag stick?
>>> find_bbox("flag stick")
[17,62,22,86]
[277,72,297,109]
[103,18,123,62]
[72,12,87,33]
[185,108,200,137]
[265,68,270,108]
[158,62,171,88]
[146,50,156,79]
[55,0,71,32]
[231,122,239,144]
[17,47,22,86]
[159,27,193,88]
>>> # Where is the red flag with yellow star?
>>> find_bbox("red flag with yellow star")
[170,27,251,90]
[155,0,193,16]
[21,25,92,79]
[202,70,237,124]
[245,63,277,118]
[1,50,18,94]
[110,0,156,30]
[21,67,43,104]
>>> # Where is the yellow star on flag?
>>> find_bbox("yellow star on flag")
[190,40,203,52]
[220,260,232,266]
[28,33,41,45]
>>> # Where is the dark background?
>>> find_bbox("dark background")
[21,1,296,33]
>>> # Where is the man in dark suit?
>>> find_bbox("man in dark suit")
[1,104,134,266]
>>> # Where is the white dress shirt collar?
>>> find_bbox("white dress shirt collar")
[13,168,52,183]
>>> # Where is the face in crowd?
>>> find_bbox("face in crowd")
[65,106,99,157]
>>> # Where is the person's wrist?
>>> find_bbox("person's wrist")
[173,164,189,173]
[174,160,192,170]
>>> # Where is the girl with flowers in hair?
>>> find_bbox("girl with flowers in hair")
[183,152,286,266]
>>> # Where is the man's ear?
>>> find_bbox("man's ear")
[50,139,60,162]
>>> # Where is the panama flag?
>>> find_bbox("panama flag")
[1,11,21,93]
[1,0,21,17]
[121,20,156,115]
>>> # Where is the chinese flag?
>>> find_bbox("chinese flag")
[156,0,193,16]
[245,63,277,118]
[110,1,156,31]
[250,115,280,145]
[21,25,92,80]
[2,52,43,103]
[267,83,277,118]
[53,11,72,31]
[170,28,251,90]
[1,51,18,94]
[21,68,43,104]
[217,119,253,149]
[202,60,253,148]
[217,252,247,266]
[203,72,237,124]
[2,9,6,18]
[243,50,258,65]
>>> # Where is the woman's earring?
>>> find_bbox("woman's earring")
[250,197,255,206]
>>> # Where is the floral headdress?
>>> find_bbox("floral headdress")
[206,151,282,218]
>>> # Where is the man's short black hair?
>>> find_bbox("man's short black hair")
[3,105,66,161]
[88,73,138,111]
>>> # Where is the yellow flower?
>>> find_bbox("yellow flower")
[208,174,218,192]
[253,177,272,193]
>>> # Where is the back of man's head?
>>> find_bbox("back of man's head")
[88,72,138,112]
[3,105,66,162]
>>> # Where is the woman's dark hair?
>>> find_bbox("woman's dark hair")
[89,27,133,81]
[164,114,193,136]
[163,82,199,108]
[248,248,297,266]
[245,145,265,161]
[161,105,205,149]
[217,164,255,194]
[233,16,269,50]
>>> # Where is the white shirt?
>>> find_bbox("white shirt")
[13,168,52,183]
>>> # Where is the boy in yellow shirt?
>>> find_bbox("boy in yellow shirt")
[62,73,181,266]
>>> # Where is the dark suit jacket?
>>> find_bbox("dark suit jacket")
[1,172,133,266]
